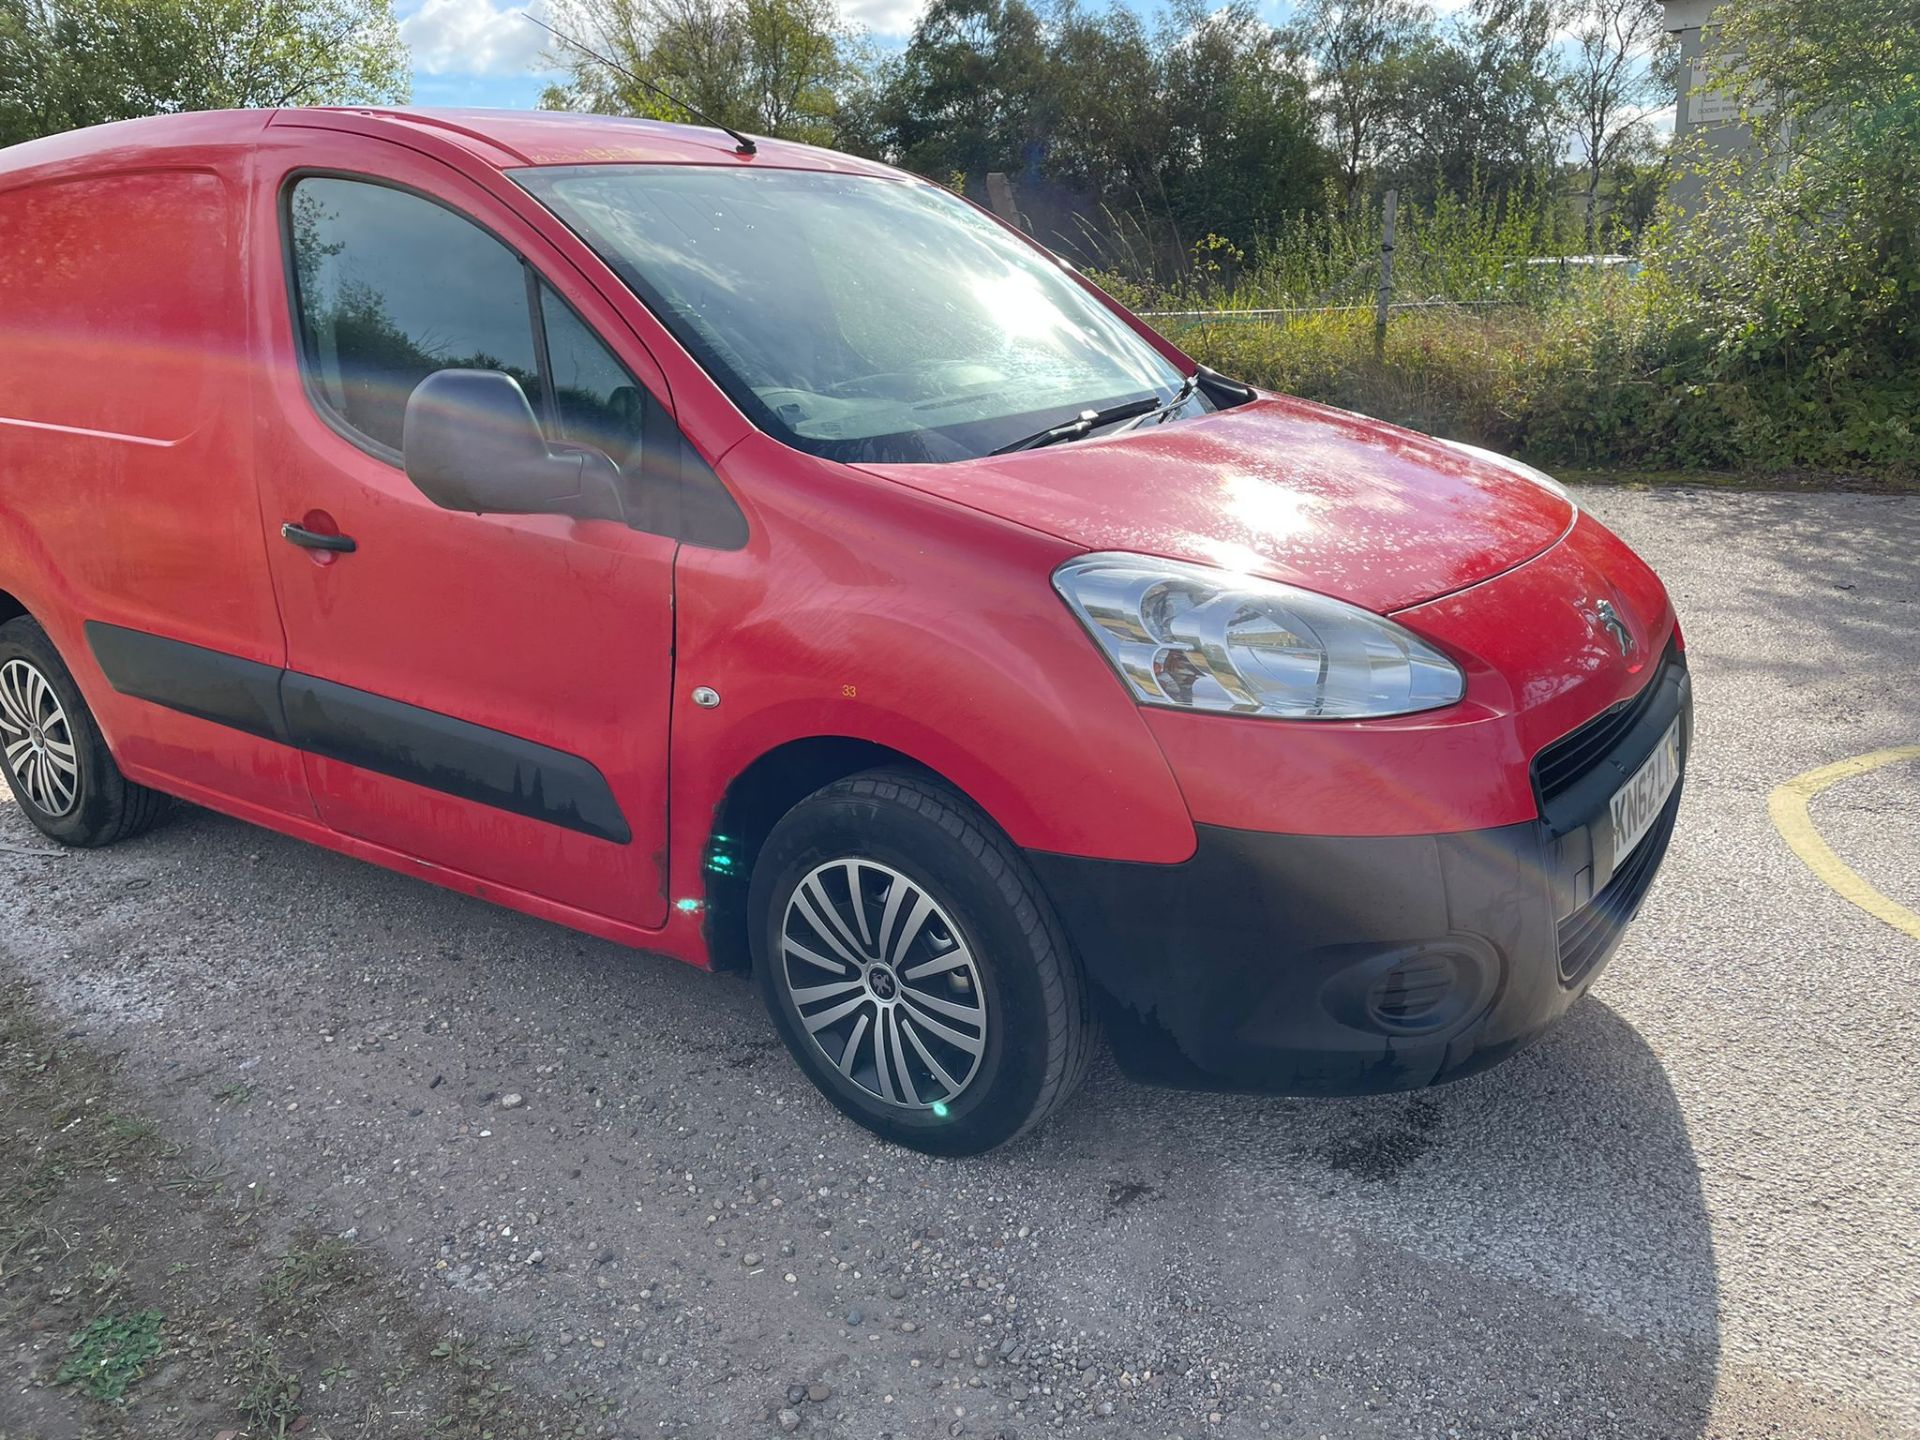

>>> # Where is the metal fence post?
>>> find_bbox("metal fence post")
[1374,189,1398,358]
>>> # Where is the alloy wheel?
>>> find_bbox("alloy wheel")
[777,859,988,1110]
[0,658,80,818]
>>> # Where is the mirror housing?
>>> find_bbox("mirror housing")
[402,369,624,523]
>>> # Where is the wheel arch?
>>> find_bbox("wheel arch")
[700,735,956,972]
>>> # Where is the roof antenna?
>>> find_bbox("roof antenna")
[523,11,757,156]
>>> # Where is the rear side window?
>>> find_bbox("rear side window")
[288,178,541,453]
[0,170,234,442]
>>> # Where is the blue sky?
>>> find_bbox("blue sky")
[397,0,1485,111]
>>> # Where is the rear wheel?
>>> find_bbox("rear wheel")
[0,617,170,847]
[749,769,1094,1155]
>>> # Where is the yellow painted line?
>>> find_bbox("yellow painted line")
[1768,746,1920,941]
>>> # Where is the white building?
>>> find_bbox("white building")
[1663,0,1773,209]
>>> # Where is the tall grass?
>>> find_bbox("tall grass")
[1170,287,1918,475]
[1089,182,1596,313]
[1174,307,1545,449]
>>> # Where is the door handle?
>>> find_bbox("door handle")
[281,522,357,554]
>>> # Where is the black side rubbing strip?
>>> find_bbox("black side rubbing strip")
[86,622,291,744]
[84,623,630,844]
[280,674,632,845]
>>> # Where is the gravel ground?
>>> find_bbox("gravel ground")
[2,486,1917,1439]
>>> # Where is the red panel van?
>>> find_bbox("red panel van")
[0,110,1689,1152]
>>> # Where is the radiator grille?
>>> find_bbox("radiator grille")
[1532,652,1672,808]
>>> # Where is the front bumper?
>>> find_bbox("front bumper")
[1027,656,1692,1095]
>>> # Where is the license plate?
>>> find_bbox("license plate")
[1610,719,1681,864]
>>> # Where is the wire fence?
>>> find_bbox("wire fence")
[1133,193,1536,353]
[1138,298,1518,325]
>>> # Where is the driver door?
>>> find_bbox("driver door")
[250,143,676,929]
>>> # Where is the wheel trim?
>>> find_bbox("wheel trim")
[779,859,988,1111]
[0,658,80,818]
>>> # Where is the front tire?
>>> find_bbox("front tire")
[0,617,170,847]
[749,769,1094,1155]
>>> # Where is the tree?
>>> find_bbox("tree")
[1559,0,1672,251]
[1041,0,1159,208]
[1155,0,1328,249]
[1592,122,1666,238]
[538,0,738,123]
[1285,0,1432,204]
[741,0,843,136]
[1391,0,1561,205]
[824,37,894,158]
[872,0,1328,278]
[0,0,409,146]
[876,0,1051,181]
[538,0,854,146]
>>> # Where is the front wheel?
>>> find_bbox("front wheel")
[749,769,1094,1155]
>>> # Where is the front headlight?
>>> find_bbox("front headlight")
[1053,553,1464,720]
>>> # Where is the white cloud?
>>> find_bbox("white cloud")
[400,0,918,78]
[400,0,553,77]
[837,0,923,38]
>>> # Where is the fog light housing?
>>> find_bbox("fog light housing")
[1368,953,1466,1033]
[1321,938,1500,1038]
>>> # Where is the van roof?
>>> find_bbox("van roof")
[0,107,899,180]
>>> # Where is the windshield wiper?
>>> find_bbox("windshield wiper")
[991,396,1162,455]
[1115,372,1200,435]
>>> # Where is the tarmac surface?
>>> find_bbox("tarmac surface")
[2,486,1916,1438]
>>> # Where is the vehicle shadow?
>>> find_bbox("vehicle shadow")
[1012,993,1721,1437]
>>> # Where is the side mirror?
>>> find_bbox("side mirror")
[402,369,624,523]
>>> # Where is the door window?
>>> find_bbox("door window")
[538,285,649,471]
[282,175,734,541]
[288,178,542,454]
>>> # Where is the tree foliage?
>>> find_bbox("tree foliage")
[0,0,408,146]
[1284,0,1429,204]
[539,0,858,147]
[876,0,1052,180]
[1558,0,1672,248]
[1389,0,1561,205]
[1155,1,1326,255]
[866,0,1330,277]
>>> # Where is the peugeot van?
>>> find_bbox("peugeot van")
[0,109,1690,1153]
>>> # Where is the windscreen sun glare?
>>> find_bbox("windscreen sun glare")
[514,165,1194,464]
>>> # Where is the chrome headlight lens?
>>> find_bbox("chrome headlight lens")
[1053,553,1464,720]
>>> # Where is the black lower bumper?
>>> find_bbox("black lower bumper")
[1028,663,1691,1096]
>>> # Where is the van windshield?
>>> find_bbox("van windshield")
[513,165,1195,464]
